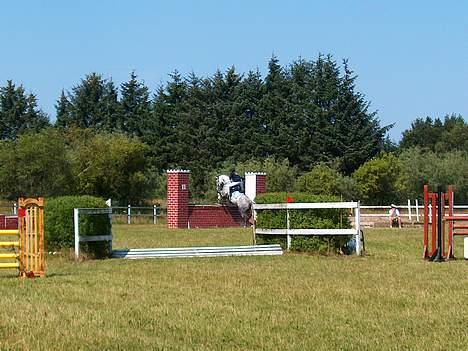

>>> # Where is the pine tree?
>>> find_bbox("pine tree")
[120,72,151,136]
[334,60,389,174]
[101,80,121,132]
[68,73,107,129]
[55,90,72,128]
[0,80,49,140]
[258,55,295,160]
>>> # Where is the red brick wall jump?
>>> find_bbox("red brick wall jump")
[256,174,267,194]
[0,215,18,229]
[188,205,243,228]
[167,170,190,229]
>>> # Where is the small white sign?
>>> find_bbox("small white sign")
[181,184,187,190]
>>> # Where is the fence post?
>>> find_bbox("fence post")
[286,207,291,250]
[153,205,157,225]
[74,208,80,259]
[415,199,420,222]
[127,205,131,224]
[355,202,361,256]
[13,202,17,215]
[407,199,412,222]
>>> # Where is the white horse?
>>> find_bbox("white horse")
[216,174,252,227]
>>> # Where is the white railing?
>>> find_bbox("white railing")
[74,208,113,259]
[361,202,468,223]
[253,202,362,255]
[111,205,162,224]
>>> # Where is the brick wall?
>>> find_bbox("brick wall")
[166,170,265,229]
[0,215,18,229]
[167,170,190,229]
[188,205,243,228]
[256,174,267,194]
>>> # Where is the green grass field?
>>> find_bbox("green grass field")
[0,225,467,350]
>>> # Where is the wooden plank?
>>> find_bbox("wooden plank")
[0,241,20,247]
[0,262,19,268]
[445,216,468,221]
[113,251,283,259]
[255,228,356,236]
[79,235,113,242]
[0,253,19,259]
[253,202,358,210]
[113,244,282,253]
[112,245,283,259]
[0,230,19,235]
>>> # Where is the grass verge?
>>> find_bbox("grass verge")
[0,225,467,350]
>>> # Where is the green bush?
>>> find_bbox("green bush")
[45,196,111,258]
[255,192,352,254]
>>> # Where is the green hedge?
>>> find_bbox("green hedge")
[45,196,111,258]
[255,192,352,254]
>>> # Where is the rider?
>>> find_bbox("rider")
[229,169,243,195]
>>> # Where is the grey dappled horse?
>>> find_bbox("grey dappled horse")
[216,175,252,227]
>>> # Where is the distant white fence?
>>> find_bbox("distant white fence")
[361,201,468,223]
[253,202,362,255]
[111,205,162,224]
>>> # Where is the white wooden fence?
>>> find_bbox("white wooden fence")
[74,208,113,259]
[361,203,468,223]
[253,202,362,255]
[111,205,162,224]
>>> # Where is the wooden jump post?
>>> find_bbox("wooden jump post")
[424,185,467,261]
[0,197,45,277]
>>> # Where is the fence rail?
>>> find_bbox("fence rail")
[253,202,362,255]
[110,205,163,224]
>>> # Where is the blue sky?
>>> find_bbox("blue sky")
[1,0,466,142]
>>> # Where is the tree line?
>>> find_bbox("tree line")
[0,55,466,203]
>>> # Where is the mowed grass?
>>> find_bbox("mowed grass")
[0,225,467,350]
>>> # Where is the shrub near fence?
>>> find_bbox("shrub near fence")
[255,193,352,254]
[45,196,111,257]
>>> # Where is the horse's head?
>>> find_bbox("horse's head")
[216,175,231,200]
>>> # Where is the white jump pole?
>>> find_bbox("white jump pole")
[464,237,468,260]
[74,208,80,259]
[355,202,361,256]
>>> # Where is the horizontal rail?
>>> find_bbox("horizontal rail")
[112,206,161,210]
[0,262,19,269]
[75,208,112,215]
[453,231,468,236]
[0,253,19,259]
[112,244,283,259]
[445,216,468,221]
[0,241,20,247]
[79,235,113,242]
[256,228,357,236]
[0,230,19,235]
[253,202,358,210]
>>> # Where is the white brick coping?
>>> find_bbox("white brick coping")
[166,169,191,174]
[245,172,266,175]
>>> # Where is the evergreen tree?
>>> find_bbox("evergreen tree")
[333,60,390,174]
[55,90,72,128]
[0,80,49,140]
[120,72,151,136]
[101,80,121,132]
[68,73,107,129]
[258,55,294,160]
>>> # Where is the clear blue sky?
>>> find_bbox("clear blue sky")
[1,0,466,142]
